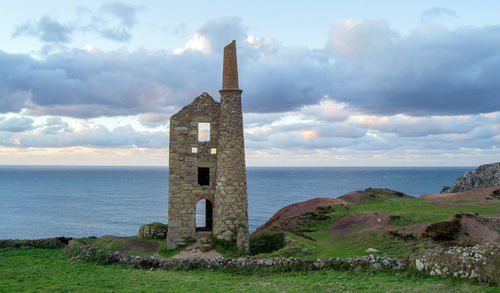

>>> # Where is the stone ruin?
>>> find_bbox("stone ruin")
[167,41,250,251]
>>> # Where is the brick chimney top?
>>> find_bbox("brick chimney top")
[222,40,239,90]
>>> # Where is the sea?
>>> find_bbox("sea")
[0,166,473,239]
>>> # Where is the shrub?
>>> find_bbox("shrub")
[423,219,460,241]
[250,231,285,255]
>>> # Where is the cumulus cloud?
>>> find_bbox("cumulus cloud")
[12,16,73,43]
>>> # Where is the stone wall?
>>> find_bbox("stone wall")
[67,244,407,273]
[167,93,220,250]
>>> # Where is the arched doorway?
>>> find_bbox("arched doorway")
[195,198,213,231]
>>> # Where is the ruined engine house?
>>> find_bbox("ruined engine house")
[167,41,249,251]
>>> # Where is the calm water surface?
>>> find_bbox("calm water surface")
[0,166,472,239]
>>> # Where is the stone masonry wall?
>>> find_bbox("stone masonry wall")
[167,93,220,250]
[222,40,239,90]
[214,89,249,251]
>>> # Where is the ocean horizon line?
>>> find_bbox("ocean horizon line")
[0,164,477,168]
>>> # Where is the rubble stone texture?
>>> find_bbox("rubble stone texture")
[442,162,500,193]
[167,41,249,251]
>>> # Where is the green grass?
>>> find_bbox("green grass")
[348,197,500,226]
[1,248,497,292]
[277,194,500,260]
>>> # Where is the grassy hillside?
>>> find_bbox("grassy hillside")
[258,188,500,260]
[1,248,497,292]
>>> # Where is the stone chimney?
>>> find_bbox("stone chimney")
[215,40,249,252]
[222,40,239,90]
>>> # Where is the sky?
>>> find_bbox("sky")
[0,1,499,166]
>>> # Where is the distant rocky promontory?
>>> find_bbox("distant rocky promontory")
[441,162,500,193]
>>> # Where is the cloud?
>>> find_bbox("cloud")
[96,2,142,42]
[0,117,34,132]
[101,2,141,28]
[355,115,480,137]
[12,16,73,43]
[198,17,248,53]
[3,17,500,120]
[173,22,187,38]
[13,3,142,44]
[98,28,131,42]
[421,7,457,22]
[302,99,350,122]
[5,121,168,148]
[326,19,500,116]
[139,112,171,127]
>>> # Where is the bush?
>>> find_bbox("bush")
[423,219,460,241]
[211,237,243,258]
[0,237,71,249]
[250,231,285,255]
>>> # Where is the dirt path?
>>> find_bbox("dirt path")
[170,242,222,259]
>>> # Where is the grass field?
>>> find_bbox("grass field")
[1,248,497,292]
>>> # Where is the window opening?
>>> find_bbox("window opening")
[210,148,217,154]
[198,123,210,141]
[192,147,197,153]
[198,167,210,186]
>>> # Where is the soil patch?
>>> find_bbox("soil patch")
[253,198,349,236]
[327,212,396,238]
[421,186,500,205]
[171,242,222,259]
[458,214,500,243]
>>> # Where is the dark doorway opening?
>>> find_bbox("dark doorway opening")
[198,167,210,185]
[196,199,213,231]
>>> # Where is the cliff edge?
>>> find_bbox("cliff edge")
[442,162,500,193]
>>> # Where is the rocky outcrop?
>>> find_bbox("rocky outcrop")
[411,243,500,283]
[442,162,500,193]
[423,213,500,244]
[137,223,168,239]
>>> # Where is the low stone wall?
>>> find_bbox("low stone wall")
[410,243,500,283]
[66,244,407,272]
[0,237,72,249]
